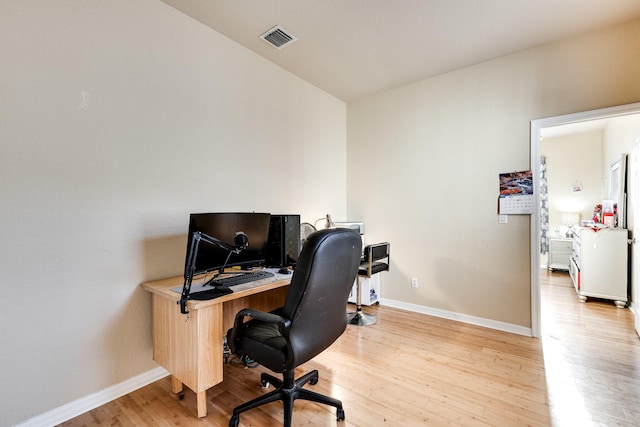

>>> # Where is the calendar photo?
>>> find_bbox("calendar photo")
[499,170,534,214]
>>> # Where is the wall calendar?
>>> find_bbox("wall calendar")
[498,170,533,214]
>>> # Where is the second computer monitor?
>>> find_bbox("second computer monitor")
[266,214,301,269]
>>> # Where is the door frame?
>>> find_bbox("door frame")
[530,102,640,338]
[633,138,640,337]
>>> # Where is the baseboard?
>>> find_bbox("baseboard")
[15,366,169,427]
[380,298,533,337]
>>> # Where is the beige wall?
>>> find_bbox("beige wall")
[347,18,640,328]
[0,1,346,425]
[4,0,640,424]
[542,131,603,235]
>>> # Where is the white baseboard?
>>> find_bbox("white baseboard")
[15,366,169,427]
[379,298,533,337]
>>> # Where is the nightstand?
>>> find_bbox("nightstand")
[547,237,572,271]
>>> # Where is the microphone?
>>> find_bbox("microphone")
[213,231,248,278]
[233,231,249,252]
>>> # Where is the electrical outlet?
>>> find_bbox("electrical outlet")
[411,277,418,288]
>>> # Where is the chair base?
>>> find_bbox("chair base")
[348,275,378,326]
[347,310,377,326]
[229,369,345,427]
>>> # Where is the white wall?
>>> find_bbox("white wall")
[602,114,640,233]
[347,18,640,328]
[602,115,640,322]
[0,1,346,425]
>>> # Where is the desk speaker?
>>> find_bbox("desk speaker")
[266,214,301,268]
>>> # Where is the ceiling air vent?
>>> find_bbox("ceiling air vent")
[259,25,297,49]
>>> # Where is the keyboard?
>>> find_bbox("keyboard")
[207,270,275,287]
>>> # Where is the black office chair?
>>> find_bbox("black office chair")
[226,228,362,427]
[347,242,390,326]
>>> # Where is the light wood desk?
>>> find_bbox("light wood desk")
[141,272,290,417]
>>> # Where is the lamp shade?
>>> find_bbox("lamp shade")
[561,212,580,227]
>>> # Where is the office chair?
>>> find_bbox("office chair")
[347,242,390,326]
[226,228,362,427]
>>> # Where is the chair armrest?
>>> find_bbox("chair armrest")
[232,308,292,330]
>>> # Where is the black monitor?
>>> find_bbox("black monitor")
[184,212,271,278]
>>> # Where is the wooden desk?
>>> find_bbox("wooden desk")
[141,272,290,417]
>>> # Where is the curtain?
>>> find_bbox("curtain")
[540,156,549,254]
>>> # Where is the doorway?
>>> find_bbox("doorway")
[530,102,640,338]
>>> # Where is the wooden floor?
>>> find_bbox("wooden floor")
[60,271,639,426]
[540,269,640,426]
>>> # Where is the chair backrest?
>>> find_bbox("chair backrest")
[365,242,390,262]
[360,242,390,277]
[281,228,362,367]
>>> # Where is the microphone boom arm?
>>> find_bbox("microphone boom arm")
[178,231,248,314]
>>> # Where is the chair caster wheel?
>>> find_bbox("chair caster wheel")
[261,380,270,389]
[310,373,319,385]
[229,414,239,427]
[337,408,345,421]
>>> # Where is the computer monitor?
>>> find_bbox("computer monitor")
[184,212,271,278]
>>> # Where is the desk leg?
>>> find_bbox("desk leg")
[149,286,288,419]
[171,375,183,394]
[171,374,206,417]
[197,391,207,418]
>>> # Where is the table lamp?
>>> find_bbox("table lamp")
[561,212,581,237]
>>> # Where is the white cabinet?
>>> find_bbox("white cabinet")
[569,226,628,307]
[348,274,380,306]
[547,238,572,271]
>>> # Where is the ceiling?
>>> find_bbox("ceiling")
[160,0,640,102]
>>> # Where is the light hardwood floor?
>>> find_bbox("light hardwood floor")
[540,269,639,426]
[60,271,638,426]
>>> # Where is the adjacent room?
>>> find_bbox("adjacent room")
[2,1,640,426]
